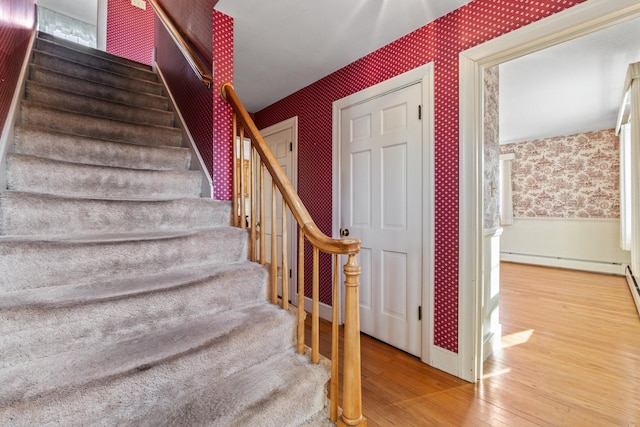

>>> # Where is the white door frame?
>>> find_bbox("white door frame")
[97,0,107,51]
[458,0,640,382]
[332,63,435,365]
[260,116,299,306]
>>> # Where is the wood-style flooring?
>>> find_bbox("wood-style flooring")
[306,262,640,426]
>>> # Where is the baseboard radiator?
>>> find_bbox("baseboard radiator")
[625,265,640,317]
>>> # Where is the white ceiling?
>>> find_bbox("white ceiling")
[499,16,640,144]
[215,0,473,112]
[216,1,640,144]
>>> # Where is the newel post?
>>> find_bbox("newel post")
[339,254,367,427]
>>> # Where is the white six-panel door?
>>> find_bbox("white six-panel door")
[340,83,423,356]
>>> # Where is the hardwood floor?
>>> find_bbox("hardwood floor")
[307,262,640,426]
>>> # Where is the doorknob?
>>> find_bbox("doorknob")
[340,228,350,237]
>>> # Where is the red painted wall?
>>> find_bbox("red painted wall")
[106,0,155,65]
[254,0,587,352]
[0,0,35,133]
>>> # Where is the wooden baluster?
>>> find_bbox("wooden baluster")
[297,229,305,354]
[239,127,246,229]
[339,254,366,427]
[259,161,266,265]
[312,247,319,364]
[331,253,339,422]
[232,114,239,227]
[281,199,288,310]
[250,146,257,261]
[270,180,278,304]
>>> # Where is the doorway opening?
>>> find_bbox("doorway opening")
[459,0,640,382]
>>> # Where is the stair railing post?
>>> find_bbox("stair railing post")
[339,254,366,427]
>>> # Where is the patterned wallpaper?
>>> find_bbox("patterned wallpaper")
[254,0,586,352]
[500,129,620,218]
[0,0,35,133]
[211,11,234,200]
[484,66,500,230]
[106,0,155,65]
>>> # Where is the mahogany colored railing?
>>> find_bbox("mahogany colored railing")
[221,83,367,426]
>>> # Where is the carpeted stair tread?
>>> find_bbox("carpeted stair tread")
[36,31,153,70]
[136,351,330,427]
[14,125,191,170]
[0,228,249,291]
[34,36,157,82]
[0,261,263,311]
[32,49,163,95]
[6,153,201,199]
[25,80,175,127]
[0,303,296,408]
[29,64,169,110]
[0,262,269,369]
[19,101,183,147]
[0,191,229,236]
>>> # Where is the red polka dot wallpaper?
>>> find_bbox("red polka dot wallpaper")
[212,10,234,200]
[106,0,155,66]
[254,0,587,352]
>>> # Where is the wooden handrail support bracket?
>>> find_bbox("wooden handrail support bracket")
[221,82,366,427]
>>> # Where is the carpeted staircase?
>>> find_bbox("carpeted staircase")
[0,32,330,426]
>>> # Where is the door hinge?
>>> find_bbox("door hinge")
[418,105,422,120]
[289,142,293,152]
[418,305,422,321]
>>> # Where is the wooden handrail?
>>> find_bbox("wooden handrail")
[221,83,360,255]
[221,82,366,427]
[148,0,212,87]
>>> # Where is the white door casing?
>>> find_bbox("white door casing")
[261,117,298,305]
[333,64,434,362]
[458,0,640,382]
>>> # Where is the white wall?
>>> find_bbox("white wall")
[37,0,97,24]
[501,218,630,275]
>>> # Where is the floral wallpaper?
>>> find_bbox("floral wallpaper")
[500,129,620,218]
[484,66,500,230]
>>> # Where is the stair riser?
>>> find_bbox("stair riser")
[0,265,268,367]
[34,39,157,82]
[25,81,175,127]
[14,126,191,171]
[20,103,183,147]
[37,32,153,70]
[0,229,249,292]
[0,306,295,414]
[7,154,201,200]
[31,51,163,96]
[30,65,169,110]
[0,193,230,236]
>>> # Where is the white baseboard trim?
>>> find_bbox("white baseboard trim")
[430,345,459,378]
[501,252,626,276]
[303,297,333,322]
